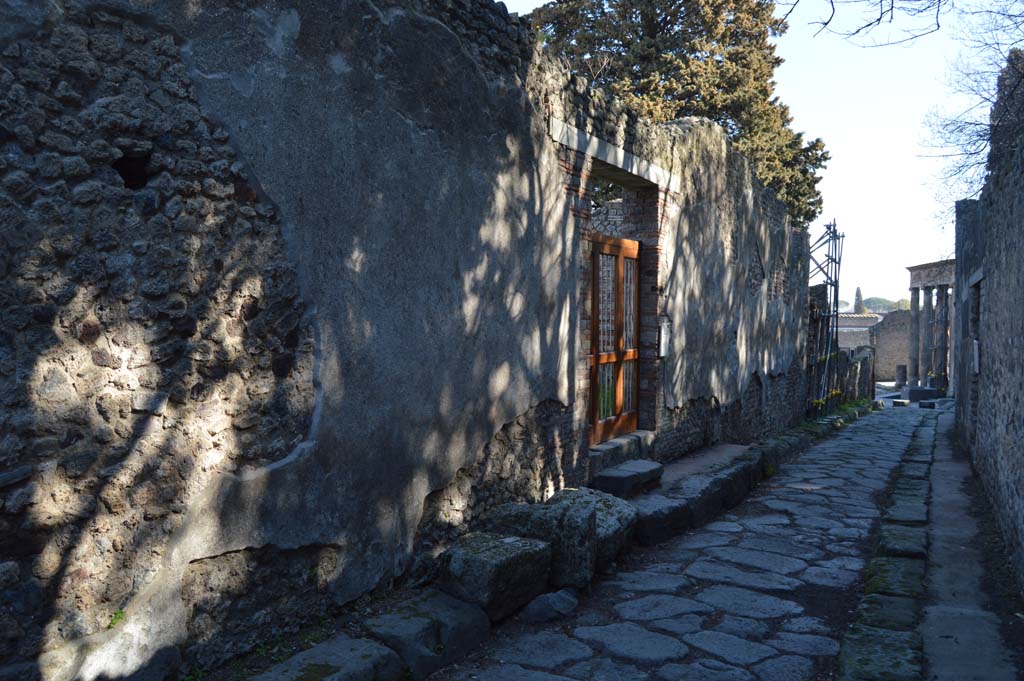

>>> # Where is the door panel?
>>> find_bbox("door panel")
[590,235,640,444]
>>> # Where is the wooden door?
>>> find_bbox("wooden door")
[590,234,640,444]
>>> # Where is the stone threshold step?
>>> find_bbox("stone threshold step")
[592,459,664,498]
[587,430,655,482]
[629,443,766,546]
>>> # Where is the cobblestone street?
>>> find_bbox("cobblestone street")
[433,407,1023,681]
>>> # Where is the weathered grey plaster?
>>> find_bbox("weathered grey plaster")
[1,2,811,676]
[3,2,579,678]
[657,123,806,408]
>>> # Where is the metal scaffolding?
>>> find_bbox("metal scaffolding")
[808,220,845,412]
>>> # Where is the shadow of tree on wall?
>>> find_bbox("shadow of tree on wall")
[0,8,318,679]
[0,1,811,678]
[630,118,809,450]
[0,2,585,679]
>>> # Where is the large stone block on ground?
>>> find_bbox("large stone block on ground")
[438,532,551,621]
[631,494,691,545]
[250,633,405,680]
[838,624,922,680]
[364,589,489,679]
[482,502,597,588]
[547,488,639,567]
[593,459,664,498]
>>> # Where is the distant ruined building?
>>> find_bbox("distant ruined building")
[0,1,861,678]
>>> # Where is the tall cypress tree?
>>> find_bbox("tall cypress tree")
[854,287,866,313]
[533,0,829,225]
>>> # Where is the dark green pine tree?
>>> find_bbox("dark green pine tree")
[532,0,829,225]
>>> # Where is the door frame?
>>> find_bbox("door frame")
[589,234,641,444]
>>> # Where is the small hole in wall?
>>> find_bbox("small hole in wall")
[111,153,152,190]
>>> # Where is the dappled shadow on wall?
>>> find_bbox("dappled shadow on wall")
[0,12,315,679]
[0,3,581,679]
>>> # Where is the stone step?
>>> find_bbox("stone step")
[592,459,664,498]
[587,430,655,481]
[628,444,764,545]
[252,589,489,681]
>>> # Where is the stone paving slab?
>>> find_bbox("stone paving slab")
[855,593,918,630]
[839,624,922,680]
[431,409,927,681]
[878,522,928,558]
[490,631,592,669]
[883,498,929,524]
[574,623,689,663]
[250,633,405,681]
[864,557,927,598]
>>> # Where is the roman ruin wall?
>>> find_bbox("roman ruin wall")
[0,1,811,677]
[954,50,1024,593]
[869,310,911,382]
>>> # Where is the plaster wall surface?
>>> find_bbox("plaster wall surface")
[954,52,1024,594]
[0,1,810,677]
[838,328,871,350]
[0,2,578,677]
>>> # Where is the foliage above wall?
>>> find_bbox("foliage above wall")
[532,0,829,225]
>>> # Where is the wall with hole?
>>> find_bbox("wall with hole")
[0,0,813,677]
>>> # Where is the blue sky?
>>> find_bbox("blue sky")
[503,0,966,302]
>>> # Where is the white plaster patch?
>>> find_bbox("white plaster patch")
[328,53,352,75]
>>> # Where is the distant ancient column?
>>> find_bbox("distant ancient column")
[922,286,935,385]
[936,284,950,389]
[909,287,921,387]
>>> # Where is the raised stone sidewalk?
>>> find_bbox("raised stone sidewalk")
[241,405,1024,680]
[428,409,928,680]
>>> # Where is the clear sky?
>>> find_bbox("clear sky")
[503,0,966,303]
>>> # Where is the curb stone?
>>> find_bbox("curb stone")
[838,412,937,681]
[246,405,881,680]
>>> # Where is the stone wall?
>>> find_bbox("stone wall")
[0,1,810,677]
[0,12,317,674]
[838,328,871,350]
[870,310,911,381]
[0,2,579,677]
[561,110,809,460]
[954,50,1024,594]
[835,348,875,404]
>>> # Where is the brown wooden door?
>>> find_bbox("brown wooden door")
[590,234,640,444]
